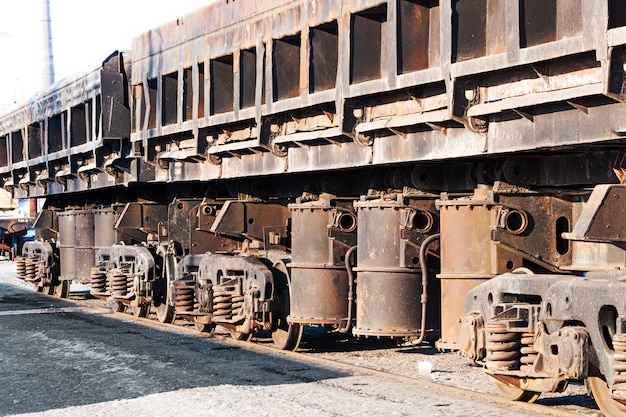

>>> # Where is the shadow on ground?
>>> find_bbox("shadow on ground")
[0,283,347,416]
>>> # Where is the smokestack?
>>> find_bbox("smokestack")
[41,0,55,87]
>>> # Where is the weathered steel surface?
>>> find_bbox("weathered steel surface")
[57,209,78,281]
[56,208,96,284]
[464,271,626,400]
[0,52,138,198]
[0,2,624,196]
[74,209,95,284]
[118,0,626,185]
[567,184,626,244]
[288,198,356,326]
[92,205,123,250]
[437,188,522,349]
[353,196,437,338]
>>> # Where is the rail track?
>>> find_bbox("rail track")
[16,275,596,417]
[132,320,599,417]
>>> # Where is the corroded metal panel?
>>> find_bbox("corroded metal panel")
[353,197,438,338]
[436,188,523,349]
[118,0,626,188]
[0,51,140,198]
[288,198,356,326]
[3,1,626,196]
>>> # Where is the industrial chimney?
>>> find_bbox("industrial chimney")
[41,0,55,87]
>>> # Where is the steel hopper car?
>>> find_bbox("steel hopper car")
[5,1,626,415]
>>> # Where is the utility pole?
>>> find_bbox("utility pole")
[41,0,55,87]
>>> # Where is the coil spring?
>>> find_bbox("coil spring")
[15,257,26,280]
[212,289,232,320]
[24,259,39,282]
[611,333,626,409]
[174,280,195,312]
[231,295,244,316]
[519,332,538,372]
[110,268,129,297]
[485,321,521,371]
[90,267,108,295]
[193,284,201,311]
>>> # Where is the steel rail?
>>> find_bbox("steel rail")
[76,301,592,417]
[9,276,592,417]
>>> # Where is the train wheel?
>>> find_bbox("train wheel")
[155,250,176,324]
[36,285,44,293]
[229,331,252,342]
[114,302,126,313]
[587,375,626,417]
[494,381,540,403]
[270,262,303,350]
[272,322,303,351]
[271,288,303,351]
[130,304,150,318]
[155,304,175,323]
[54,281,70,298]
[42,285,55,296]
[195,322,216,334]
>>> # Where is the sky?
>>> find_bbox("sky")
[0,0,213,113]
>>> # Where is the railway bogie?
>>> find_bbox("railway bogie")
[16,240,59,295]
[5,1,626,415]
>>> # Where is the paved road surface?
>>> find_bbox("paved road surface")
[0,264,563,417]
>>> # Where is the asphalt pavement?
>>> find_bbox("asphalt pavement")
[0,263,567,417]
[0,279,347,416]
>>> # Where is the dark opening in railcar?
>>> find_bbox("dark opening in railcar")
[273,34,301,101]
[211,54,234,115]
[148,78,158,130]
[162,71,178,126]
[70,103,88,146]
[27,122,42,159]
[309,22,338,93]
[11,130,23,163]
[183,67,193,122]
[240,48,256,109]
[520,0,556,47]
[350,5,386,83]
[452,0,486,61]
[555,216,570,256]
[95,94,101,139]
[609,0,626,29]
[48,113,64,153]
[519,0,581,48]
[398,0,436,74]
[0,135,8,167]
[198,63,205,118]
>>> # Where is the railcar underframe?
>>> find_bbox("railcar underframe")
[4,1,626,415]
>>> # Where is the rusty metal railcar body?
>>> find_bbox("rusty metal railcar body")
[5,1,626,415]
[1,51,151,293]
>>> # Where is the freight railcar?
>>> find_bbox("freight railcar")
[5,1,626,415]
[1,51,153,296]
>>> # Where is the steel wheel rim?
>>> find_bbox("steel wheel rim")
[494,381,540,403]
[155,303,175,323]
[270,262,302,351]
[229,331,252,342]
[195,322,216,334]
[130,304,150,318]
[54,281,70,298]
[272,321,303,351]
[588,376,626,417]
